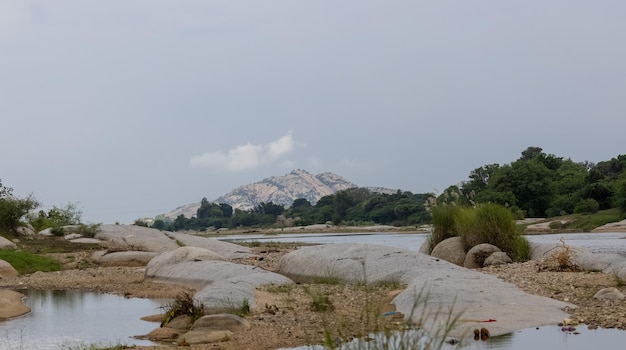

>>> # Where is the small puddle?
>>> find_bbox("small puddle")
[0,290,166,350]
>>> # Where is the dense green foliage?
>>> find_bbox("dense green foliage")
[458,147,626,219]
[0,249,61,274]
[428,203,530,261]
[0,179,39,234]
[151,189,432,232]
[28,202,84,234]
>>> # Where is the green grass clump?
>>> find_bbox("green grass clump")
[0,250,60,274]
[426,205,462,253]
[160,291,205,327]
[429,203,530,262]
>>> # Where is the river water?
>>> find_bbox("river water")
[0,290,163,350]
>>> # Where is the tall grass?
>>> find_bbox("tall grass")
[428,203,530,262]
[426,205,461,253]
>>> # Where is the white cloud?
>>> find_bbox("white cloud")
[190,132,294,171]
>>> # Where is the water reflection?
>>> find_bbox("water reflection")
[0,290,164,350]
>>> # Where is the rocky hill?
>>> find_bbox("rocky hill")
[160,169,396,219]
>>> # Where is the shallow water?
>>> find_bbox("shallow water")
[279,326,626,350]
[0,290,164,350]
[220,231,626,256]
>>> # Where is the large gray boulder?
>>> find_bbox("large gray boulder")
[530,242,626,281]
[430,237,466,266]
[146,247,292,309]
[464,244,501,268]
[146,247,226,274]
[163,231,253,259]
[95,224,179,252]
[0,236,17,250]
[276,243,572,339]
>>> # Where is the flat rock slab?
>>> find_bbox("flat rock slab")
[276,243,572,338]
[146,248,292,308]
[164,231,253,259]
[95,225,179,252]
[92,250,160,266]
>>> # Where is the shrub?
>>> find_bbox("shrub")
[160,291,205,327]
[426,205,462,253]
[574,198,600,214]
[458,203,526,260]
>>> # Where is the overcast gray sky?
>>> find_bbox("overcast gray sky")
[1,1,625,224]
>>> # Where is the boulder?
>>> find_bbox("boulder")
[593,287,625,300]
[92,250,159,266]
[163,231,253,259]
[191,314,250,332]
[0,289,30,320]
[95,224,179,252]
[16,225,36,236]
[61,225,83,234]
[0,259,18,278]
[430,237,466,266]
[418,239,431,255]
[178,329,232,345]
[146,247,226,274]
[0,236,17,250]
[38,228,53,236]
[464,244,501,269]
[64,233,83,240]
[146,248,293,309]
[166,314,193,330]
[484,251,513,266]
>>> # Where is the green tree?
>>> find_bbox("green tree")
[0,179,39,233]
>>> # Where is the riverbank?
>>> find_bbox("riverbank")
[1,243,626,349]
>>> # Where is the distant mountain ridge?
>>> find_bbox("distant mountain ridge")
[161,169,397,219]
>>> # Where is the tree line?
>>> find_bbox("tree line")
[449,147,626,218]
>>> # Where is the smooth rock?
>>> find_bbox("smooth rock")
[95,224,179,252]
[464,244,501,268]
[0,236,17,250]
[191,314,250,332]
[178,329,233,344]
[0,259,18,278]
[484,251,513,266]
[16,226,36,236]
[166,314,193,330]
[38,228,53,236]
[0,289,30,319]
[593,287,625,300]
[430,237,466,266]
[64,233,83,240]
[163,231,253,259]
[92,250,159,266]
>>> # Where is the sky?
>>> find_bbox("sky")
[1,1,625,224]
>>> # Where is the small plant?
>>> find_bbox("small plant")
[160,291,205,327]
[537,238,580,272]
[78,223,101,238]
[223,298,251,317]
